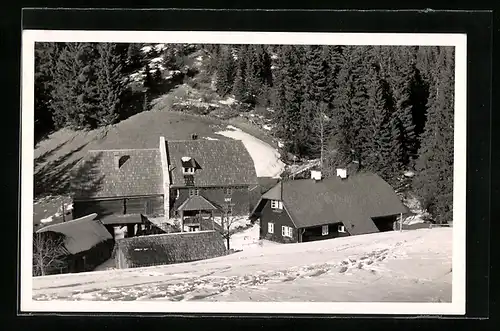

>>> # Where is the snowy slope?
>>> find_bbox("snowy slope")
[216,125,285,178]
[33,228,452,302]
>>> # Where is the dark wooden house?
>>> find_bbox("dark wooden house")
[35,213,114,274]
[165,139,258,230]
[250,170,408,244]
[71,148,165,238]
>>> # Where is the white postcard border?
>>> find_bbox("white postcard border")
[21,30,467,315]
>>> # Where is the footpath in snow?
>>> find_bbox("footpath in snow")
[32,228,452,303]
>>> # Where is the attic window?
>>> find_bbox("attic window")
[189,188,200,197]
[114,154,130,170]
[183,167,195,174]
[270,200,283,210]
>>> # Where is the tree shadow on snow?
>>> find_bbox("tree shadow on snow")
[34,142,90,198]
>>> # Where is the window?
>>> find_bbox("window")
[183,167,195,174]
[268,222,274,234]
[189,188,200,197]
[226,205,233,216]
[282,226,293,238]
[322,225,329,236]
[270,200,283,210]
[225,187,232,196]
[338,225,346,233]
[175,189,180,198]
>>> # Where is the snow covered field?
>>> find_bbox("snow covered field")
[32,228,452,303]
[216,125,285,178]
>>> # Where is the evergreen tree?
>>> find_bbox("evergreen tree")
[163,45,178,70]
[272,45,305,156]
[143,64,153,88]
[232,45,247,101]
[93,43,127,126]
[244,46,262,105]
[153,68,162,84]
[413,47,454,223]
[49,43,98,129]
[332,46,372,168]
[34,42,60,142]
[126,43,142,70]
[215,46,236,97]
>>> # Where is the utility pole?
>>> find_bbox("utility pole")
[399,212,403,232]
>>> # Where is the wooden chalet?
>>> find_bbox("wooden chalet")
[250,169,409,244]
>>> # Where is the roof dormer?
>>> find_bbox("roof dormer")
[181,156,197,175]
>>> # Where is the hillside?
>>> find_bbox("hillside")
[32,228,452,302]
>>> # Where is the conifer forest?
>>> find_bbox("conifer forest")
[34,43,455,223]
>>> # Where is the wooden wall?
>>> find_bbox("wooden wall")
[300,223,350,243]
[258,199,298,244]
[66,239,115,273]
[73,195,164,219]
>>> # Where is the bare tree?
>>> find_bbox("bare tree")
[219,191,239,251]
[313,102,331,171]
[220,212,239,251]
[32,232,68,276]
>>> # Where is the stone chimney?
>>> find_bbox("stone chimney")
[159,136,171,222]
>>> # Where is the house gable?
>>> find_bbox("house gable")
[165,140,258,188]
[258,198,297,244]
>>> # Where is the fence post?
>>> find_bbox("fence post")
[399,213,403,232]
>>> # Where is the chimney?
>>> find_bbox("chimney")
[336,168,347,179]
[114,152,120,170]
[311,170,322,181]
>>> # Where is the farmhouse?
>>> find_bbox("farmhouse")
[71,148,164,238]
[165,138,258,231]
[113,230,227,269]
[250,170,408,244]
[35,213,114,274]
[71,136,258,235]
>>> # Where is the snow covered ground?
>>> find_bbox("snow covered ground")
[216,125,285,178]
[32,228,452,303]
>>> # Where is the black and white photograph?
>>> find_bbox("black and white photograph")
[20,30,466,315]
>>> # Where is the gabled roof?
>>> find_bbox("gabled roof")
[253,172,408,234]
[177,195,219,211]
[115,230,227,268]
[257,177,280,194]
[166,140,258,187]
[36,213,112,255]
[71,149,163,199]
